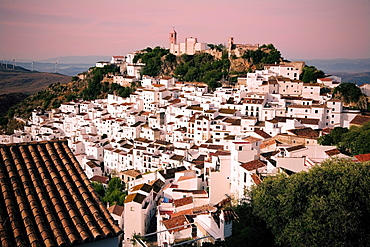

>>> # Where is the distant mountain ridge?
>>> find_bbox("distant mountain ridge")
[295,58,370,73]
[40,55,111,64]
[0,64,70,94]
[292,58,370,85]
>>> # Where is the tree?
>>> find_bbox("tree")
[91,181,105,198]
[302,69,314,83]
[103,177,126,206]
[317,134,333,146]
[251,158,370,247]
[333,82,363,105]
[301,66,325,83]
[133,46,170,77]
[340,122,370,155]
[223,202,276,247]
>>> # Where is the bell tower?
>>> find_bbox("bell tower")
[169,28,177,45]
[169,28,177,54]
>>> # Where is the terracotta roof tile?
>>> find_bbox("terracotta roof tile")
[108,205,124,216]
[325,148,341,157]
[124,193,146,204]
[354,153,370,162]
[131,183,152,193]
[91,175,109,184]
[286,145,306,152]
[350,115,370,126]
[171,204,216,218]
[173,197,193,207]
[162,215,190,233]
[254,130,271,139]
[0,140,122,246]
[251,174,262,185]
[287,127,319,138]
[240,159,266,171]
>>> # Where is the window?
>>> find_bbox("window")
[315,110,318,113]
[239,146,243,151]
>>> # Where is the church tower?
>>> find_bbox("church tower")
[169,28,177,45]
[169,29,177,54]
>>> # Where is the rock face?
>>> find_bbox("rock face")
[229,58,253,73]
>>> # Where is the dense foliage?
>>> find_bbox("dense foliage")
[241,44,282,67]
[248,158,370,247]
[91,177,126,206]
[133,46,176,77]
[223,203,276,247]
[300,65,325,83]
[318,122,370,155]
[133,44,283,90]
[173,52,230,89]
[333,82,368,109]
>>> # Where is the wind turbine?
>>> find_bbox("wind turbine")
[55,59,59,73]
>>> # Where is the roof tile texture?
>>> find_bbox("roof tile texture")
[0,140,122,247]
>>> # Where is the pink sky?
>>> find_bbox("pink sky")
[0,0,369,61]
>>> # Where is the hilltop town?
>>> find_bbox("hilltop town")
[1,31,370,247]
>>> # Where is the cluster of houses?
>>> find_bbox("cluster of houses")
[2,60,370,246]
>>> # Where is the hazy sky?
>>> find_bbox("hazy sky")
[0,0,369,61]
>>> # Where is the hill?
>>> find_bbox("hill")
[0,93,29,116]
[334,72,370,86]
[0,64,71,94]
[300,58,370,74]
[0,64,137,133]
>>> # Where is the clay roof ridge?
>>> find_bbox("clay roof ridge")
[60,141,122,236]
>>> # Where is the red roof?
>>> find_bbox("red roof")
[108,204,124,216]
[0,140,122,246]
[240,159,266,171]
[319,78,332,81]
[354,153,370,162]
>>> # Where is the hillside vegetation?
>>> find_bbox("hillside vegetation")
[133,44,283,89]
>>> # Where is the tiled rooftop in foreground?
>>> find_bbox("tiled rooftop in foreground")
[0,140,122,246]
